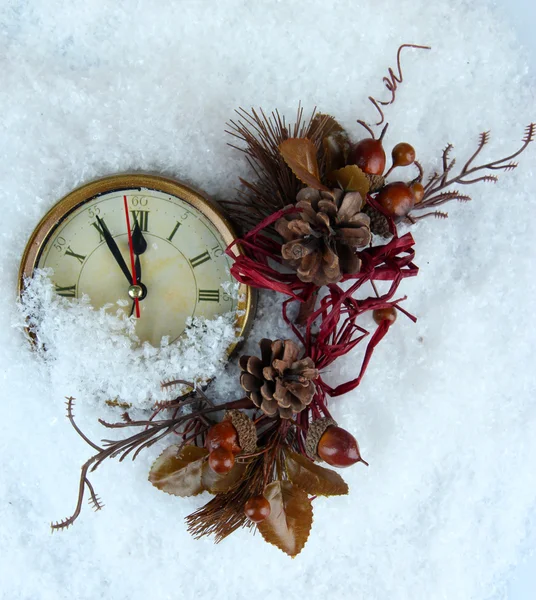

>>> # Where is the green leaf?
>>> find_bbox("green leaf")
[258,480,313,557]
[201,460,247,494]
[279,138,329,191]
[330,165,370,197]
[285,451,349,496]
[148,444,208,497]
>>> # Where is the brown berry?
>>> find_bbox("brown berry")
[208,447,235,474]
[373,307,397,324]
[411,182,424,204]
[205,421,241,454]
[347,138,386,175]
[244,495,271,523]
[375,181,415,219]
[391,142,416,167]
[317,426,364,468]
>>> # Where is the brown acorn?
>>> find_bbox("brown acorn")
[244,495,271,523]
[305,417,337,460]
[317,426,366,468]
[205,420,241,454]
[208,447,235,474]
[375,181,415,219]
[347,138,386,175]
[411,182,425,204]
[372,307,397,324]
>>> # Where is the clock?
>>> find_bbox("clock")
[18,174,255,350]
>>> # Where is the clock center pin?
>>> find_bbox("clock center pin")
[128,284,147,300]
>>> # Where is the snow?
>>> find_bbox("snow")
[1,1,535,599]
[17,269,240,408]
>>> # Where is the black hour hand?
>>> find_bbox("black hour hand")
[96,215,132,284]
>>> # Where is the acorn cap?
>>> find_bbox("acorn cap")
[305,417,337,461]
[366,173,386,193]
[224,410,257,455]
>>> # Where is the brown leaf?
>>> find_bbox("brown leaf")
[323,135,347,174]
[279,138,329,191]
[149,444,208,497]
[286,451,349,496]
[258,480,313,557]
[201,460,247,494]
[330,165,371,196]
[310,113,347,138]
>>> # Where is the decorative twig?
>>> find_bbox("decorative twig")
[366,43,431,126]
[414,124,535,213]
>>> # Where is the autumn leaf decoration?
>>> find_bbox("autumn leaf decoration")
[149,444,348,557]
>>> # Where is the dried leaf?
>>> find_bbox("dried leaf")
[310,113,347,138]
[330,165,370,196]
[201,460,247,494]
[285,451,349,496]
[149,444,208,497]
[258,480,313,557]
[323,135,347,174]
[279,138,329,191]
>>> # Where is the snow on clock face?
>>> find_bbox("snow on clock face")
[19,174,254,348]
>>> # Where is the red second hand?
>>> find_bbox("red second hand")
[123,195,141,319]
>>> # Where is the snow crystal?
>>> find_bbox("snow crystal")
[17,269,240,408]
[1,1,536,599]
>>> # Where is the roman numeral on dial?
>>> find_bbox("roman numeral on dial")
[55,284,77,297]
[167,221,181,242]
[189,250,211,268]
[65,246,86,264]
[131,210,149,232]
[198,289,220,302]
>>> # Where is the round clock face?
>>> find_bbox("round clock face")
[21,176,252,348]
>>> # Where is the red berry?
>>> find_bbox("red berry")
[244,495,271,523]
[208,447,235,474]
[347,138,386,175]
[411,182,424,204]
[317,426,365,468]
[373,307,397,325]
[205,420,241,454]
[391,142,416,167]
[375,181,415,219]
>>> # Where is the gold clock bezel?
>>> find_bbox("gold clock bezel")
[18,173,256,355]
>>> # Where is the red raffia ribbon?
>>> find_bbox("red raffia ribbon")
[226,202,419,414]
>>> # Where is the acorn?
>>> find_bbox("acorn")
[391,142,416,168]
[317,426,366,468]
[347,138,386,176]
[372,307,397,324]
[205,420,241,454]
[411,182,425,204]
[208,447,235,474]
[305,417,338,461]
[375,181,415,219]
[224,410,257,455]
[244,495,271,523]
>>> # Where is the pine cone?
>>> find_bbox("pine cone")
[362,203,392,238]
[275,187,371,287]
[239,339,319,419]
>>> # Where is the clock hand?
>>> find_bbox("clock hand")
[129,218,148,317]
[95,215,132,284]
[123,195,141,319]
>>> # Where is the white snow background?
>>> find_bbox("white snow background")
[1,1,536,599]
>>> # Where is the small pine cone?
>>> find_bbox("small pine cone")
[275,187,371,287]
[239,339,319,419]
[305,417,337,461]
[362,204,392,238]
[224,410,257,455]
[366,173,386,193]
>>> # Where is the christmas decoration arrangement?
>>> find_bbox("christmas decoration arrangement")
[40,44,534,557]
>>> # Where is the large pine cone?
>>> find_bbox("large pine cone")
[239,339,318,419]
[275,187,371,286]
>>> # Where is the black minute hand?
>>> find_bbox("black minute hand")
[96,215,133,284]
[129,218,148,317]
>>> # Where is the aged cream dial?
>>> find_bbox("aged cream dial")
[19,175,253,348]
